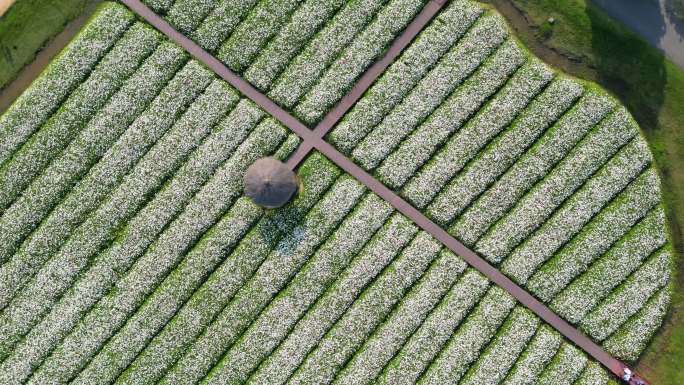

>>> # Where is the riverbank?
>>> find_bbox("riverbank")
[0,0,100,92]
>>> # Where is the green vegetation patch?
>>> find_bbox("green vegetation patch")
[0,0,675,384]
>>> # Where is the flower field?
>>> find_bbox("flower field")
[0,0,673,384]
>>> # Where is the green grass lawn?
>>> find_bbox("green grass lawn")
[0,0,98,90]
[483,1,684,383]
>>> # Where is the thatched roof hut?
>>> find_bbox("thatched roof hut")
[244,157,298,208]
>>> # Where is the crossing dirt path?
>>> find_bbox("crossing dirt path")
[120,0,648,383]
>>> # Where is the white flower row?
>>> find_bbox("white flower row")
[166,175,367,385]
[0,54,223,367]
[267,0,387,109]
[418,286,516,384]
[118,153,342,385]
[293,0,427,124]
[249,212,419,385]
[376,38,523,192]
[166,0,221,35]
[377,269,490,385]
[106,197,261,385]
[524,168,662,302]
[474,107,638,262]
[0,73,238,383]
[143,0,176,14]
[334,250,466,385]
[451,91,615,245]
[0,60,214,317]
[459,306,539,385]
[328,0,485,154]
[217,0,302,73]
[581,249,670,341]
[603,286,671,361]
[274,133,302,160]
[575,362,612,385]
[206,194,394,385]
[0,22,163,267]
[245,0,348,91]
[403,59,554,209]
[287,231,440,385]
[34,118,289,385]
[351,13,512,172]
[0,3,134,165]
[191,0,257,52]
[500,137,653,284]
[535,343,587,385]
[550,206,667,324]
[427,77,583,225]
[5,198,259,385]
[0,41,188,353]
[0,22,160,215]
[502,325,562,385]
[2,82,247,383]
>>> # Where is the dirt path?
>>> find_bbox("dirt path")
[0,0,16,17]
[0,1,98,114]
[120,0,648,382]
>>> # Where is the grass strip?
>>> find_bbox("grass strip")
[581,249,671,341]
[328,0,484,154]
[403,59,554,207]
[0,22,160,214]
[202,194,393,385]
[472,107,638,258]
[333,250,466,385]
[452,90,615,246]
[293,0,426,124]
[501,138,654,281]
[217,0,303,73]
[376,269,490,385]
[0,59,213,314]
[117,153,340,385]
[244,0,351,91]
[287,231,441,385]
[0,77,240,383]
[351,13,511,172]
[0,42,189,360]
[501,325,563,385]
[458,307,540,385]
[195,177,369,385]
[191,0,258,52]
[35,118,286,384]
[524,168,662,299]
[427,77,583,224]
[603,286,671,361]
[535,343,587,385]
[417,286,516,384]
[248,213,418,385]
[166,0,221,35]
[0,2,134,165]
[267,0,387,109]
[375,38,524,190]
[551,207,668,323]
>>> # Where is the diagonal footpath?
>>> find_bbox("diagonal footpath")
[283,0,448,169]
[120,0,647,383]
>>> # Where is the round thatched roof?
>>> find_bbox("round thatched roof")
[244,157,298,208]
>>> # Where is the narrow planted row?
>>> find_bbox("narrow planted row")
[326,0,671,364]
[144,0,434,125]
[0,3,134,167]
[3,110,297,383]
